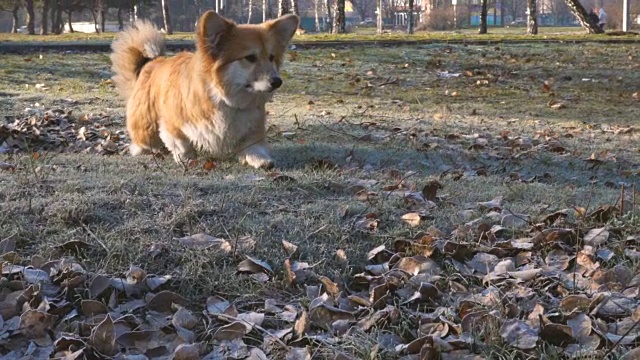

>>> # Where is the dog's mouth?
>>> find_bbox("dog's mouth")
[245,84,277,93]
[245,78,282,93]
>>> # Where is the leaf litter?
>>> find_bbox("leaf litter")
[2,45,640,359]
[1,189,639,359]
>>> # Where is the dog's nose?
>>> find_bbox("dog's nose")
[270,77,283,89]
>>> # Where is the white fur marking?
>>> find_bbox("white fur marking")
[251,79,272,92]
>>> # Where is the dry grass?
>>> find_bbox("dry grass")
[1,41,640,358]
[1,25,635,44]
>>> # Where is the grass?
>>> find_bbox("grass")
[0,25,636,45]
[1,41,640,358]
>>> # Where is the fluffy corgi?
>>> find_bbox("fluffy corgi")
[110,11,299,169]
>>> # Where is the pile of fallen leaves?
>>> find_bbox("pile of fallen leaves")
[0,107,128,156]
[3,181,640,359]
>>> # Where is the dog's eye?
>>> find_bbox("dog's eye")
[269,54,275,62]
[245,54,257,63]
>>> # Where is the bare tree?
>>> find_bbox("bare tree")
[407,0,413,33]
[162,0,173,33]
[376,0,382,33]
[291,0,298,16]
[526,0,537,34]
[278,0,288,16]
[247,0,253,22]
[26,0,35,34]
[314,0,320,31]
[502,0,525,22]
[351,0,373,21]
[326,0,332,32]
[10,1,20,33]
[40,0,50,34]
[262,0,267,21]
[333,0,345,32]
[479,0,487,33]
[564,0,603,33]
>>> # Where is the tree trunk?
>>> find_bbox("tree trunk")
[262,0,267,21]
[54,4,63,34]
[407,0,414,33]
[26,0,35,35]
[247,0,253,23]
[479,0,488,33]
[11,6,19,33]
[278,0,289,16]
[92,10,100,33]
[333,0,345,33]
[291,0,299,16]
[563,0,603,33]
[40,0,50,35]
[117,8,124,30]
[162,0,173,34]
[51,2,57,33]
[527,0,537,34]
[376,0,382,34]
[67,11,74,33]
[326,0,333,33]
[314,0,320,31]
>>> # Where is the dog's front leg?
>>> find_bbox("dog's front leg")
[239,143,274,169]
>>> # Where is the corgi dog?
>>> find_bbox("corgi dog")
[110,11,299,169]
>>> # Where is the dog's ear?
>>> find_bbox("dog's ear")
[197,11,234,55]
[266,14,299,48]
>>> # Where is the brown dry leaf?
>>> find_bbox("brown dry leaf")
[500,319,538,349]
[90,313,118,356]
[357,305,400,332]
[293,309,309,339]
[20,309,57,339]
[203,160,217,171]
[173,306,198,330]
[545,249,572,270]
[335,249,348,264]
[540,323,574,347]
[559,295,591,313]
[174,343,201,360]
[621,347,640,360]
[147,290,189,313]
[237,312,265,333]
[318,276,340,297]
[567,313,591,342]
[206,296,231,316]
[126,265,147,284]
[89,274,111,298]
[401,212,422,227]
[393,256,441,276]
[282,240,299,256]
[584,227,609,246]
[174,233,229,250]
[309,304,355,328]
[81,299,107,316]
[422,180,443,201]
[355,216,379,231]
[237,256,273,275]
[214,321,247,340]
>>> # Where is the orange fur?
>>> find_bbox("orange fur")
[110,11,299,168]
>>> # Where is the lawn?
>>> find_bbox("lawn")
[1,25,634,45]
[1,40,640,359]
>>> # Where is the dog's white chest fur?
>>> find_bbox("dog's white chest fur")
[181,101,265,157]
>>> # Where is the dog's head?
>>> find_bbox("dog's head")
[196,11,299,108]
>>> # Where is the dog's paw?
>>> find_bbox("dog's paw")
[129,143,146,156]
[240,145,274,169]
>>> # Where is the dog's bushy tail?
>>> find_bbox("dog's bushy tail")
[110,20,165,101]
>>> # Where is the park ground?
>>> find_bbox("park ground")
[1,34,640,359]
